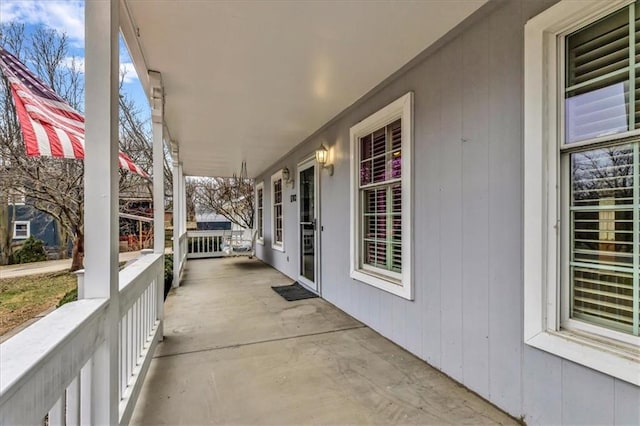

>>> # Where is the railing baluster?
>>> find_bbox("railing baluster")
[132,301,138,365]
[119,320,124,398]
[142,289,147,345]
[48,394,65,426]
[144,287,148,341]
[67,376,80,426]
[138,299,142,361]
[80,360,92,425]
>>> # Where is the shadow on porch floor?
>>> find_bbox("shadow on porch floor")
[131,257,516,425]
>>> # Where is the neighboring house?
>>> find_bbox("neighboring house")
[119,197,154,250]
[195,212,232,231]
[8,204,59,249]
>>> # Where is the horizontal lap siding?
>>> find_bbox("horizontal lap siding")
[256,0,640,423]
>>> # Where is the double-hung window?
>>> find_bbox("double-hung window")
[271,171,284,251]
[350,92,413,300]
[525,0,639,385]
[256,182,264,245]
[13,221,30,239]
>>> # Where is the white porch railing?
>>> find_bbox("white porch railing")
[178,231,187,273]
[186,230,226,259]
[0,252,164,425]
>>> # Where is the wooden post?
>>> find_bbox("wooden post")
[84,1,120,423]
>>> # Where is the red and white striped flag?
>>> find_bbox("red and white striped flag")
[0,47,149,177]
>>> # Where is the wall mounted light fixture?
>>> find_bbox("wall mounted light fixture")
[315,144,334,176]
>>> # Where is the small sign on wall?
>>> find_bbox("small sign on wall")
[290,194,296,202]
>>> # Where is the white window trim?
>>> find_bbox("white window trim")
[13,220,30,240]
[349,92,413,300]
[255,181,264,245]
[524,0,639,386]
[271,171,284,252]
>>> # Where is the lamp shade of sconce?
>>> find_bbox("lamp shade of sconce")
[282,166,294,188]
[315,144,334,176]
[282,167,290,182]
[315,144,328,165]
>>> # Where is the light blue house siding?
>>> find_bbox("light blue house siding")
[255,1,640,423]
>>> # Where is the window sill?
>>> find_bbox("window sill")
[350,269,412,300]
[272,243,284,252]
[526,329,639,386]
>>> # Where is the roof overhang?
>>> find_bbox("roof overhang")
[121,0,487,177]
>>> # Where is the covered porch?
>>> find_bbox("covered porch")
[131,257,515,425]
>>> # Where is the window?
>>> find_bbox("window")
[525,0,639,385]
[256,182,264,245]
[350,92,413,300]
[271,171,284,251]
[13,221,30,239]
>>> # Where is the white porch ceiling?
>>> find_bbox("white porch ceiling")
[123,0,486,178]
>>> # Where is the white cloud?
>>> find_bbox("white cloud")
[120,62,139,85]
[62,56,84,73]
[0,1,84,43]
[60,56,139,85]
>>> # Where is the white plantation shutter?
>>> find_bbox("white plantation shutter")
[570,145,637,331]
[257,186,264,239]
[273,179,283,245]
[565,6,631,143]
[359,119,402,275]
[563,2,640,336]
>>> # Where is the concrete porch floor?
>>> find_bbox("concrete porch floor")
[131,257,516,425]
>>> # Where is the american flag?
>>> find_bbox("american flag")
[0,47,149,177]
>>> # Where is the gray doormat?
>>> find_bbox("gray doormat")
[271,282,318,301]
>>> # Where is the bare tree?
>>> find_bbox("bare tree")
[0,24,165,269]
[0,24,86,269]
[193,176,254,229]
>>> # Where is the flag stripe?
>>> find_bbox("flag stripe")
[0,47,149,177]
[70,135,84,159]
[31,119,52,157]
[54,127,75,158]
[12,88,47,156]
[42,123,64,157]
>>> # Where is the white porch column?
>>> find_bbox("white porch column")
[149,71,164,340]
[84,1,119,424]
[172,158,182,287]
[181,164,186,234]
[150,71,164,255]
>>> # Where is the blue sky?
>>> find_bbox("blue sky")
[0,0,149,121]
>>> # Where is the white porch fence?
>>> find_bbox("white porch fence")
[0,252,164,426]
[173,231,188,287]
[186,230,226,259]
[186,230,253,259]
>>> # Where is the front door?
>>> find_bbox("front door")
[298,159,318,293]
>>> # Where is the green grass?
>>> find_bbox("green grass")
[0,271,76,336]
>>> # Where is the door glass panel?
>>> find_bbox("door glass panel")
[300,166,315,283]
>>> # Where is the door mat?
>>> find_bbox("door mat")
[271,282,319,301]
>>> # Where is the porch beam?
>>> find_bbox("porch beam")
[84,0,120,424]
